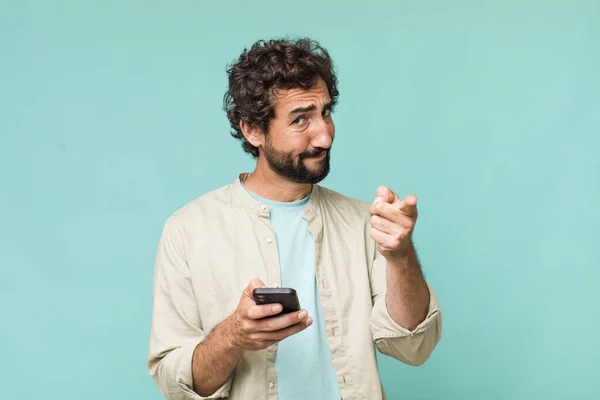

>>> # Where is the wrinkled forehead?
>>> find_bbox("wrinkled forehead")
[270,78,331,113]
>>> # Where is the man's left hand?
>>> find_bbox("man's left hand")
[369,186,418,260]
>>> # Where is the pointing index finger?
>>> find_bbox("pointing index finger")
[375,186,396,203]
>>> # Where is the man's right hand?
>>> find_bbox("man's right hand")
[225,278,313,351]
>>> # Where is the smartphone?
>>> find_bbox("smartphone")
[252,288,300,314]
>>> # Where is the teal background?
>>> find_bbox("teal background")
[1,1,599,399]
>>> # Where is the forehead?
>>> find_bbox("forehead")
[271,78,330,111]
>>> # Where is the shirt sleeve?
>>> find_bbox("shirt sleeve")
[147,218,233,399]
[369,249,443,366]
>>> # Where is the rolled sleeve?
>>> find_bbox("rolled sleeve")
[369,252,442,366]
[148,218,233,399]
[176,342,233,399]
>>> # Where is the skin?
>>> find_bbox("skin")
[369,186,430,331]
[191,77,429,396]
[241,78,335,202]
[192,278,312,396]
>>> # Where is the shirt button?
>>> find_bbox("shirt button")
[271,282,279,288]
[266,237,272,244]
[269,381,275,389]
[260,204,267,211]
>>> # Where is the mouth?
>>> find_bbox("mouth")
[306,150,327,160]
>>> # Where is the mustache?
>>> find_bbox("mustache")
[299,147,330,159]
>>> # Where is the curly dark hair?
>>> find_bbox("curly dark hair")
[223,37,339,158]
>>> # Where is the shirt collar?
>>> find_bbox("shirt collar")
[231,173,321,222]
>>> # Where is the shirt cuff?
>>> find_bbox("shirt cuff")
[371,282,441,340]
[176,341,233,399]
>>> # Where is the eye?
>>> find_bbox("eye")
[292,116,306,125]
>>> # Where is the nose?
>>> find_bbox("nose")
[311,117,334,149]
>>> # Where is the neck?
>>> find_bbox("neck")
[243,159,312,202]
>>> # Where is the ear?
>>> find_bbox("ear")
[240,120,265,148]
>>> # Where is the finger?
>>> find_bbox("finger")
[246,303,284,320]
[243,278,266,300]
[254,309,310,332]
[399,195,418,217]
[370,214,399,235]
[370,201,403,223]
[370,227,401,250]
[370,198,391,217]
[255,317,313,342]
[374,186,396,204]
[371,200,417,225]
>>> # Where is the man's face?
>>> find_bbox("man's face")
[260,77,335,184]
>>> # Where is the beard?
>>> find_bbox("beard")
[262,139,331,184]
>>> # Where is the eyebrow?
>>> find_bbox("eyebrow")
[288,101,332,118]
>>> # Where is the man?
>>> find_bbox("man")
[147,38,442,400]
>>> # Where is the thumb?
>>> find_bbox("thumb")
[244,278,266,300]
[375,186,395,204]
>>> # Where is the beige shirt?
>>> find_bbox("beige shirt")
[147,173,442,400]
